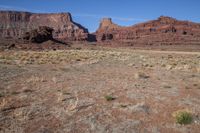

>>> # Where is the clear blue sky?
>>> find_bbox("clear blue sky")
[0,0,200,32]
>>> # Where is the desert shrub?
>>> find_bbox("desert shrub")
[173,110,192,125]
[0,93,4,97]
[104,95,115,101]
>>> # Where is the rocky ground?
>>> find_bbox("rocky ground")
[0,47,200,133]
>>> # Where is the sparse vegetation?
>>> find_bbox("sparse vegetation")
[163,85,172,89]
[0,92,4,97]
[119,104,128,108]
[104,95,115,101]
[0,50,105,65]
[173,110,193,125]
[185,86,191,89]
[0,47,200,132]
[193,84,198,87]
[11,91,20,95]
[23,89,33,93]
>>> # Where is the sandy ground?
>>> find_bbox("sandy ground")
[0,47,200,133]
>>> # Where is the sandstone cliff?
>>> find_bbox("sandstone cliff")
[1,11,200,44]
[96,16,200,44]
[0,11,89,41]
[22,26,54,43]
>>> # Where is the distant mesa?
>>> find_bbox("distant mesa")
[95,16,200,43]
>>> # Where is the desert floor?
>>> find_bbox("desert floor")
[0,47,200,133]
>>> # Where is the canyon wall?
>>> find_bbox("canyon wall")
[1,11,200,44]
[0,11,89,41]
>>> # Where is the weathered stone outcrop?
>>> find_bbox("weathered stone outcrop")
[98,18,119,30]
[0,11,89,41]
[96,16,200,44]
[22,26,53,43]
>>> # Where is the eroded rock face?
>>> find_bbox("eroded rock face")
[0,11,89,41]
[22,26,53,43]
[96,16,200,43]
[98,18,119,30]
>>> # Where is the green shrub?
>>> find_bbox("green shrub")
[0,93,4,97]
[174,111,192,125]
[104,95,115,101]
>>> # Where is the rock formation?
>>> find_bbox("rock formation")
[98,18,119,30]
[95,16,200,44]
[1,11,200,45]
[0,11,89,41]
[22,26,53,43]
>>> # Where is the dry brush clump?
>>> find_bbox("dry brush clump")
[26,75,46,83]
[172,109,193,125]
[104,95,116,101]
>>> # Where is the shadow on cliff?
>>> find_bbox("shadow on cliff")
[87,34,97,42]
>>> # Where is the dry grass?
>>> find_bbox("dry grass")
[0,50,112,65]
[26,75,46,83]
[0,49,199,73]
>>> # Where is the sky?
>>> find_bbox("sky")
[0,0,200,32]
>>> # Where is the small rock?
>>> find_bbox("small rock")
[166,65,173,70]
[128,63,135,67]
[52,77,58,83]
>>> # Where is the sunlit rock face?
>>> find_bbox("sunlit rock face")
[0,11,89,41]
[95,16,200,43]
